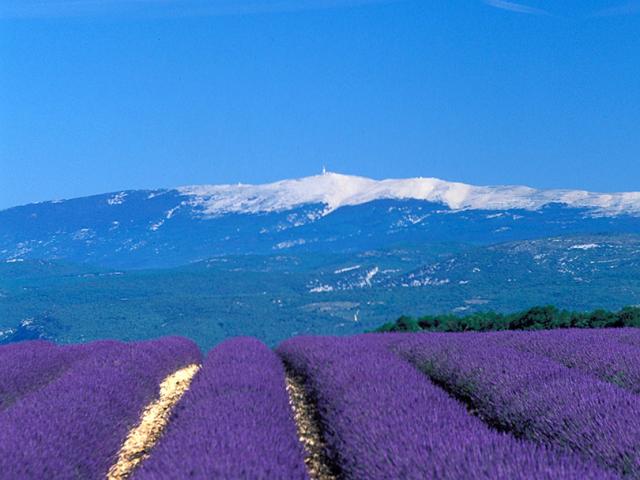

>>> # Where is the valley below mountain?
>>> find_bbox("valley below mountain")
[1,233,639,350]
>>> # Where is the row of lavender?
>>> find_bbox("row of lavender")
[0,337,308,479]
[0,340,81,411]
[277,336,612,479]
[132,337,308,479]
[487,328,640,394]
[2,329,640,478]
[382,330,640,478]
[0,337,200,478]
[127,335,612,479]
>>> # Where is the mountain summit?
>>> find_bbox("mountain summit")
[179,172,640,217]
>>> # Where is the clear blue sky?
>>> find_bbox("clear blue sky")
[1,0,639,209]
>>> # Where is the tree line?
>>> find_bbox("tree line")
[375,305,640,333]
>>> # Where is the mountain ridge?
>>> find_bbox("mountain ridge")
[179,172,640,217]
[8,172,640,217]
[2,173,639,269]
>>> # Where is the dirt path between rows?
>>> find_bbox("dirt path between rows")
[285,371,340,480]
[107,364,200,480]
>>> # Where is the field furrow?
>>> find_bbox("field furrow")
[488,329,640,394]
[0,340,83,410]
[132,337,308,480]
[0,337,201,479]
[278,336,612,480]
[285,370,340,480]
[108,363,200,480]
[387,333,640,477]
[2,329,639,478]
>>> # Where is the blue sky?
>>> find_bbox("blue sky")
[1,0,639,209]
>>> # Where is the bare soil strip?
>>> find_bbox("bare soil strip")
[285,371,340,480]
[107,364,200,480]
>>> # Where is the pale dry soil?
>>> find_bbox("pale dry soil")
[285,371,339,480]
[107,364,200,480]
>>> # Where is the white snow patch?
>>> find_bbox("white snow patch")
[309,285,334,293]
[120,239,147,251]
[166,205,182,219]
[403,214,429,225]
[73,228,94,240]
[177,172,640,217]
[0,328,16,339]
[147,190,167,199]
[453,306,470,313]
[407,277,450,287]
[570,243,600,250]
[274,239,306,250]
[150,220,165,231]
[107,192,127,205]
[334,265,361,274]
[360,266,379,287]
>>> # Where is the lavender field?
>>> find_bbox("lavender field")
[1,330,639,479]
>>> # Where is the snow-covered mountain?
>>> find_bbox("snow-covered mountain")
[180,172,640,217]
[1,173,639,268]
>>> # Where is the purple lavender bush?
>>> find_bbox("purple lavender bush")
[387,332,640,477]
[489,329,640,394]
[611,328,640,349]
[0,336,201,479]
[0,341,81,410]
[277,335,614,480]
[133,337,308,480]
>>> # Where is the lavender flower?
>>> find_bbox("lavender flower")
[388,332,640,477]
[134,337,308,480]
[0,341,77,410]
[278,335,613,479]
[489,329,640,394]
[0,337,201,479]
